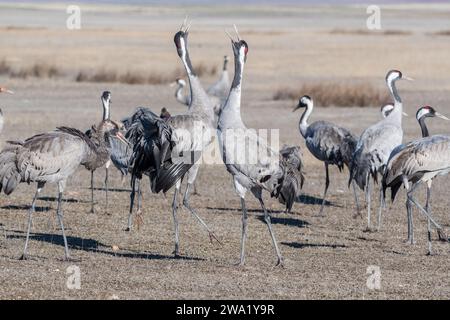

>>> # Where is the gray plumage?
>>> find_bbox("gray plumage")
[294,95,359,216]
[349,70,411,230]
[382,106,450,254]
[85,91,127,214]
[0,121,124,260]
[174,55,230,116]
[125,23,220,255]
[278,145,305,212]
[218,30,303,266]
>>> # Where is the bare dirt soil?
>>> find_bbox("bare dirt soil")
[0,3,449,299]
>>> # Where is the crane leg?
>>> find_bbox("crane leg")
[182,183,221,245]
[351,181,362,218]
[425,183,432,255]
[135,179,143,230]
[365,175,372,230]
[126,177,136,232]
[90,170,95,214]
[172,186,180,256]
[408,192,445,255]
[237,197,248,266]
[192,181,199,196]
[19,184,43,260]
[55,184,73,261]
[317,163,329,217]
[406,196,414,244]
[258,197,283,267]
[104,166,109,214]
[377,186,385,231]
[404,178,415,244]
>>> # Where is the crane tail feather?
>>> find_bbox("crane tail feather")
[276,146,305,213]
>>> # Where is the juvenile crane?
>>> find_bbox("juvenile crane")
[294,95,359,216]
[86,91,126,213]
[0,121,127,260]
[218,27,304,266]
[382,106,449,254]
[349,70,412,230]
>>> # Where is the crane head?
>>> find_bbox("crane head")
[174,17,191,58]
[101,91,111,103]
[381,103,408,118]
[416,106,450,122]
[293,95,312,112]
[386,69,414,84]
[225,25,248,62]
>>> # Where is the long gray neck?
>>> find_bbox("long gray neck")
[218,50,245,129]
[299,102,312,137]
[102,99,110,120]
[388,78,401,104]
[180,44,213,121]
[418,117,429,137]
[231,53,244,90]
[386,78,403,125]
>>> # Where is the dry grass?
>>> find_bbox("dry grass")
[431,30,450,36]
[75,62,217,85]
[0,60,62,79]
[273,82,390,107]
[329,29,412,36]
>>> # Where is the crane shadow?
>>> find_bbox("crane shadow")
[256,216,309,228]
[0,204,51,212]
[6,230,203,261]
[206,207,286,214]
[89,187,132,193]
[296,194,334,207]
[37,196,91,204]
[281,241,347,250]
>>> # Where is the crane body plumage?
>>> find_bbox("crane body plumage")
[294,96,359,216]
[218,28,304,266]
[349,70,411,230]
[382,106,450,254]
[0,120,125,260]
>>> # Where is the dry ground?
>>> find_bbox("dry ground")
[0,2,449,300]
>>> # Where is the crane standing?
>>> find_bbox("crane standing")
[294,95,360,216]
[218,27,304,266]
[349,70,412,230]
[382,106,449,254]
[0,121,127,260]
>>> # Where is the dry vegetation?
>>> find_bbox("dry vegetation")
[75,63,217,85]
[0,59,217,84]
[329,29,412,36]
[431,30,450,36]
[273,82,390,107]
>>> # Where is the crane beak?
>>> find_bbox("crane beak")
[292,104,300,112]
[435,112,450,121]
[403,112,409,116]
[115,131,131,147]
[403,76,414,81]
